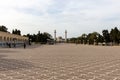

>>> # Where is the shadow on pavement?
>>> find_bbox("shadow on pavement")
[0,55,34,71]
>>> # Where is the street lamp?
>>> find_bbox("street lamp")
[54,30,56,44]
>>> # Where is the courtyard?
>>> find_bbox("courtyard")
[0,44,120,80]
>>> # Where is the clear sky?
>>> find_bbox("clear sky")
[0,0,120,38]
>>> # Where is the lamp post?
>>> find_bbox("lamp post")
[65,30,67,43]
[54,30,56,44]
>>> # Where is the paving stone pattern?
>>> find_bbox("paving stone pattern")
[0,44,120,80]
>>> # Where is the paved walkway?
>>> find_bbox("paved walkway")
[0,44,120,80]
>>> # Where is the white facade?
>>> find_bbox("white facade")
[0,31,28,47]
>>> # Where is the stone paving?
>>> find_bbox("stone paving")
[0,44,120,80]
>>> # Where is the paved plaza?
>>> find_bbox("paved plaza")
[0,44,120,80]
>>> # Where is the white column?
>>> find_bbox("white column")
[65,30,67,42]
[54,30,56,42]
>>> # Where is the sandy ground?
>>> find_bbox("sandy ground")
[0,44,120,80]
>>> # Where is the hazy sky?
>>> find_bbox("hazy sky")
[0,0,120,38]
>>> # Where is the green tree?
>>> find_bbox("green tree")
[87,32,99,44]
[110,27,120,44]
[81,33,87,44]
[102,30,110,43]
[12,29,21,35]
[97,34,104,43]
[25,31,53,44]
[0,25,8,32]
[69,37,77,43]
[40,32,52,44]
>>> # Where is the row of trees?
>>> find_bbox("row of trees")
[2,25,120,45]
[0,25,53,44]
[12,29,21,35]
[25,31,53,44]
[69,27,120,45]
[0,25,21,34]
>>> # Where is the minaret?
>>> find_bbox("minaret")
[54,30,56,42]
[65,30,67,42]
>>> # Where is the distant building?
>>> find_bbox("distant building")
[56,36,65,43]
[0,31,28,47]
[54,30,68,43]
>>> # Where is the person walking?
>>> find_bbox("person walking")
[24,43,26,49]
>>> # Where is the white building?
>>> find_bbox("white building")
[0,31,28,47]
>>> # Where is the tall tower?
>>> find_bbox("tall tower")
[54,30,56,42]
[65,30,67,42]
